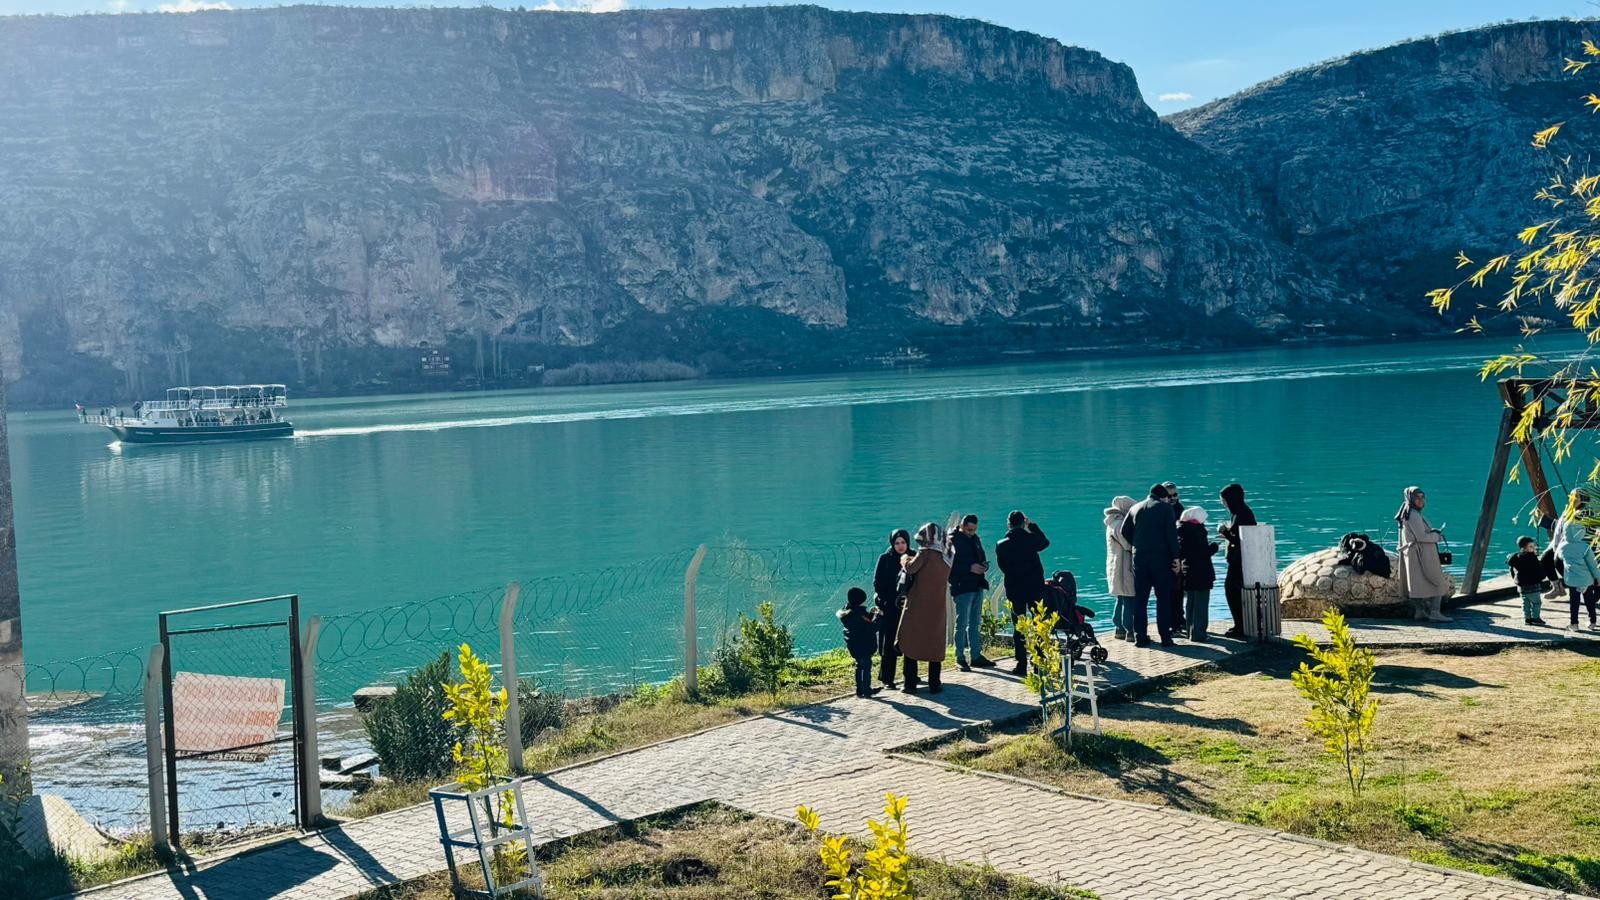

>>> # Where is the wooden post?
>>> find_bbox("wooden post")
[499,583,522,773]
[298,617,323,826]
[684,545,707,696]
[0,370,26,794]
[1465,406,1517,597]
[1503,380,1559,523]
[143,644,170,855]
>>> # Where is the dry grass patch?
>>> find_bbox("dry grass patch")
[930,644,1600,895]
[358,805,1094,899]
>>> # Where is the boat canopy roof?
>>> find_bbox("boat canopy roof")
[165,385,287,400]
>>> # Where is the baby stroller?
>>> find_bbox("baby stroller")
[1041,571,1109,664]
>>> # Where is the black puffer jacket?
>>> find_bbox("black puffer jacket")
[839,605,879,657]
[996,524,1050,605]
[1179,521,1218,591]
[948,530,991,595]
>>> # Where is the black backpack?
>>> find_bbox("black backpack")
[1338,532,1392,579]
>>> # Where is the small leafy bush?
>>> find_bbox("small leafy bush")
[1016,601,1064,722]
[710,632,754,696]
[517,677,565,746]
[738,601,794,699]
[362,651,458,782]
[797,793,913,899]
[441,644,529,885]
[1290,610,1378,797]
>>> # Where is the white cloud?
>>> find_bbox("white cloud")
[157,0,231,10]
[107,0,131,11]
[1158,92,1194,103]
[536,0,626,11]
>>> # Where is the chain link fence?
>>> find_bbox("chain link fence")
[14,540,886,840]
[9,646,151,833]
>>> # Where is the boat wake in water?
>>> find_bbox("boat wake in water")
[294,348,1500,439]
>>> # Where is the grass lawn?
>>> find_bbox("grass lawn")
[357,804,1095,899]
[925,643,1600,896]
[335,648,866,819]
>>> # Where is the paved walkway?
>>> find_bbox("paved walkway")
[81,598,1586,900]
[1295,593,1599,647]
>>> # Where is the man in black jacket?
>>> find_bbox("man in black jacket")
[949,514,994,672]
[1219,483,1258,638]
[995,510,1050,676]
[1122,484,1181,647]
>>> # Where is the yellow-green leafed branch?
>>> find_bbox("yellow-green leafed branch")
[797,793,914,900]
[1290,611,1378,798]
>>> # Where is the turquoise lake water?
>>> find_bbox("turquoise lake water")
[12,335,1582,685]
[15,335,1595,829]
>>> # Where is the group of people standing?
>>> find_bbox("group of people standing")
[837,511,1057,697]
[837,486,1260,699]
[1103,482,1257,647]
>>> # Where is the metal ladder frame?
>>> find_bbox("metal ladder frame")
[1040,637,1103,745]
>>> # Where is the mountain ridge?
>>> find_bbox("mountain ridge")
[7,5,1549,404]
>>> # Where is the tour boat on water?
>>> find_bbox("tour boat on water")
[78,384,294,444]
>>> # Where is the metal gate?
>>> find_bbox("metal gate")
[159,595,310,846]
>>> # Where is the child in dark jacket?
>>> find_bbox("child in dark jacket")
[1509,535,1548,626]
[839,587,880,697]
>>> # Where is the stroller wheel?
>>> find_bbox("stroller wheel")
[1091,646,1109,664]
[1069,644,1085,662]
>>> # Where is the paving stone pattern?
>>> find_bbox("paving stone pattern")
[81,600,1582,900]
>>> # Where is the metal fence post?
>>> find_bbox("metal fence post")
[143,643,170,855]
[298,616,322,826]
[684,545,708,696]
[499,582,523,773]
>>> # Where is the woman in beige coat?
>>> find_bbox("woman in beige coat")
[896,522,952,694]
[1396,486,1451,622]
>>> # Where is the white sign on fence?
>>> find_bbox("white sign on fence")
[171,672,285,762]
[1239,524,1278,589]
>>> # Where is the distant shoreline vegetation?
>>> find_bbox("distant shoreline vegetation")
[540,359,704,387]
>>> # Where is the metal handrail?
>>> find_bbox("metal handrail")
[139,398,288,412]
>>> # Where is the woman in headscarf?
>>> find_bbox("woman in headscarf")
[1104,495,1137,641]
[1178,506,1219,641]
[896,521,952,693]
[872,528,912,691]
[1555,490,1600,632]
[1396,486,1451,622]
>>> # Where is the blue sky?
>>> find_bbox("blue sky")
[0,0,1585,108]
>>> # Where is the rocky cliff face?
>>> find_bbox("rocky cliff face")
[1170,19,1597,318]
[0,5,1358,403]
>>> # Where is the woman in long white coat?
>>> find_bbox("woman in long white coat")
[1555,490,1600,631]
[1104,496,1136,641]
[1396,486,1451,622]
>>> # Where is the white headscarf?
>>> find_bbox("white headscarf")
[916,521,955,565]
[1180,506,1209,525]
[1104,495,1135,530]
[1395,486,1422,524]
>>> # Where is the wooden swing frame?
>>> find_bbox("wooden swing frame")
[1463,377,1600,595]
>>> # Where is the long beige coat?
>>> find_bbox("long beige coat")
[896,549,951,662]
[1398,511,1450,599]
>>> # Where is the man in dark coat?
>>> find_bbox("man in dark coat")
[1218,483,1258,638]
[1121,484,1181,647]
[948,514,994,671]
[995,510,1050,676]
